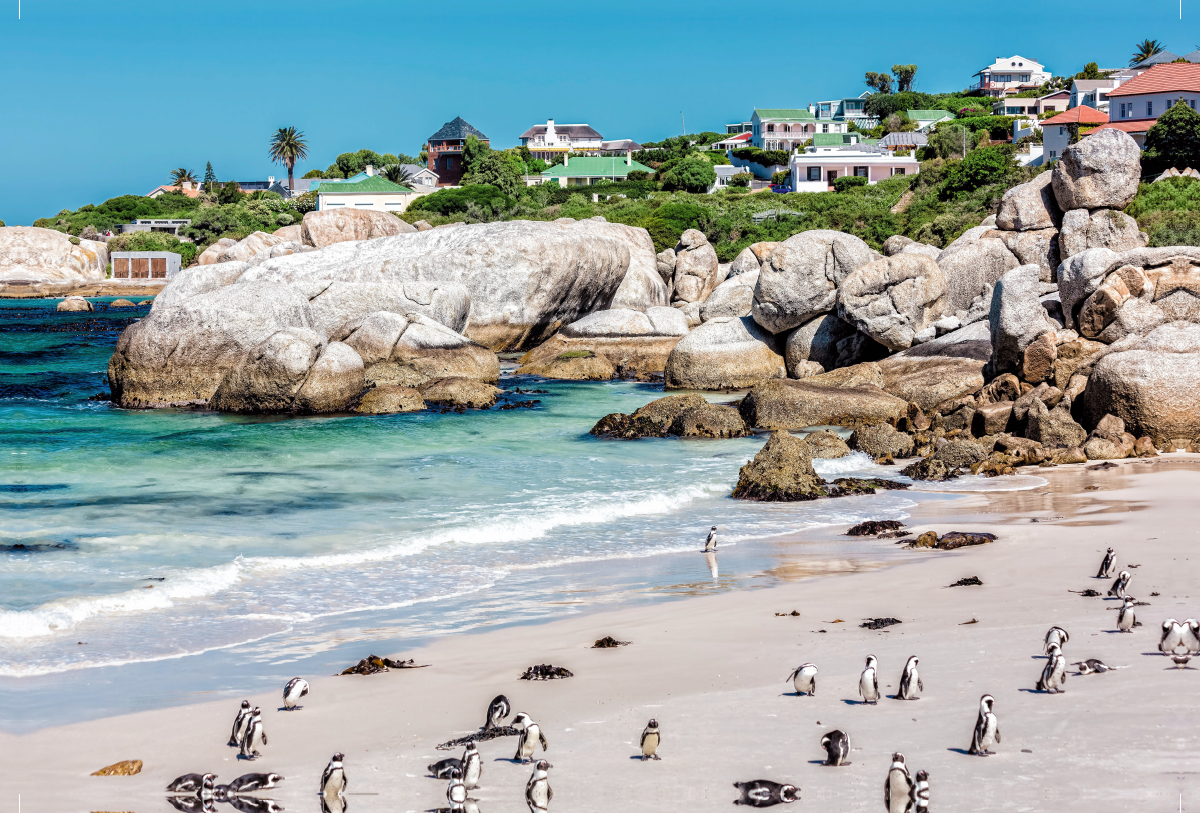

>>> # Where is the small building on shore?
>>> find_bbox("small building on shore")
[111,251,181,280]
[316,175,418,212]
[120,219,191,237]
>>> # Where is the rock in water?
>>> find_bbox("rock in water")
[337,311,499,388]
[419,377,502,409]
[733,431,826,501]
[1051,128,1142,211]
[590,394,708,439]
[900,457,962,481]
[301,208,416,247]
[207,328,327,413]
[57,296,93,312]
[849,423,914,459]
[664,316,785,390]
[738,379,907,430]
[356,385,425,414]
[667,403,748,438]
[846,520,905,536]
[803,429,851,459]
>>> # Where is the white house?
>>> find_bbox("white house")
[317,175,418,213]
[971,55,1052,98]
[709,165,748,193]
[790,142,919,192]
[1040,106,1110,163]
[1105,63,1200,142]
[519,119,604,160]
[751,109,846,150]
[1069,78,1131,113]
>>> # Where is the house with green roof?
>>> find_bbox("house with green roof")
[811,133,880,147]
[317,172,420,213]
[751,108,847,151]
[907,110,955,132]
[539,154,654,187]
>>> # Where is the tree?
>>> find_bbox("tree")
[941,146,1014,199]
[382,164,417,187]
[658,159,717,193]
[884,112,916,134]
[418,143,429,167]
[865,71,893,94]
[892,64,918,93]
[1131,39,1165,66]
[1075,62,1103,80]
[463,150,522,195]
[268,127,310,191]
[203,162,216,186]
[462,134,491,176]
[927,124,974,159]
[170,168,197,189]
[217,181,245,205]
[1142,99,1200,174]
[301,169,325,179]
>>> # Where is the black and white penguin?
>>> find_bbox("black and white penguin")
[1044,626,1069,654]
[167,773,216,794]
[525,759,553,811]
[896,656,923,700]
[1037,643,1067,693]
[1117,596,1136,632]
[196,774,217,803]
[968,694,1000,756]
[240,707,266,759]
[1108,569,1132,599]
[320,753,347,801]
[859,655,880,704]
[703,526,718,552]
[282,677,309,711]
[319,795,347,813]
[640,719,661,760]
[1097,547,1116,578]
[428,756,462,779]
[786,663,817,696]
[167,796,216,813]
[484,694,511,729]
[1160,619,1184,654]
[733,780,799,806]
[1074,659,1116,674]
[227,773,285,793]
[820,730,850,766]
[227,798,285,813]
[912,770,930,812]
[228,700,252,747]
[461,741,482,790]
[447,772,468,809]
[884,752,913,813]
[513,712,548,764]
[1184,620,1200,653]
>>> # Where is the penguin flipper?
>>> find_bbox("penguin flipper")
[548,786,554,802]
[811,676,816,696]
[917,677,924,692]
[539,731,549,751]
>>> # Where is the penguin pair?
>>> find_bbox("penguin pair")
[240,707,266,759]
[429,741,482,789]
[733,780,799,806]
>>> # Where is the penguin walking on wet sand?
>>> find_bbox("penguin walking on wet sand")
[461,741,482,790]
[859,655,880,704]
[704,526,719,552]
[1108,569,1132,600]
[1117,597,1137,632]
[912,770,930,812]
[1037,643,1068,693]
[525,759,553,811]
[786,663,817,696]
[240,708,266,759]
[733,780,799,806]
[282,677,309,710]
[968,694,999,756]
[227,773,285,794]
[484,694,511,729]
[513,712,548,764]
[896,656,923,700]
[447,770,468,810]
[884,753,913,813]
[821,730,850,766]
[1044,626,1069,655]
[640,719,661,760]
[320,753,346,802]
[168,773,216,794]
[1097,547,1117,578]
[229,701,252,747]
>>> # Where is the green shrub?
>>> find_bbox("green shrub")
[1140,100,1200,176]
[1126,177,1200,220]
[644,202,709,252]
[940,147,1014,199]
[1142,210,1200,246]
[557,350,595,360]
[945,116,1013,141]
[408,185,514,215]
[626,170,652,181]
[833,176,868,192]
[731,147,791,167]
[730,173,752,188]
[659,159,717,192]
[772,171,791,185]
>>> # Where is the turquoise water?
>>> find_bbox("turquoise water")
[0,299,1041,731]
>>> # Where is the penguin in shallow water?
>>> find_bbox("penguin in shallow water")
[821,730,850,766]
[513,712,548,764]
[167,797,216,813]
[1097,547,1116,578]
[227,798,284,813]
[704,526,719,552]
[1117,597,1136,632]
[1108,569,1132,599]
[461,741,482,790]
[859,655,880,704]
[320,753,346,801]
[1044,626,1069,655]
[283,677,309,710]
[896,656,923,700]
[640,719,661,760]
[912,770,930,811]
[167,773,215,794]
[968,694,999,756]
[786,663,817,696]
[240,707,266,759]
[428,756,463,779]
[884,752,912,813]
[1037,643,1067,693]
[525,759,553,811]
[484,694,511,729]
[227,773,284,794]
[228,700,251,747]
[733,779,799,806]
[447,771,468,810]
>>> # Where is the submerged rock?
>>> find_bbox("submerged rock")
[419,377,502,409]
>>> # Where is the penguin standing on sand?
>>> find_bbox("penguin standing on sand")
[968,694,999,756]
[513,712,548,764]
[1037,643,1068,693]
[1044,626,1069,654]
[447,771,468,810]
[821,730,850,766]
[1184,620,1200,653]
[1161,619,1184,654]
[1108,569,1132,599]
[1097,547,1116,578]
[733,780,799,806]
[282,677,309,711]
[240,708,266,759]
[229,701,252,747]
[640,719,661,760]
[484,695,511,729]
[320,753,346,802]
[786,663,817,696]
[912,770,930,811]
[1117,597,1137,632]
[704,526,719,552]
[859,655,880,705]
[896,656,923,700]
[525,760,553,811]
[461,741,482,790]
[884,752,913,813]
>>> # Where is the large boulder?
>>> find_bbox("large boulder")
[1058,209,1148,258]
[989,265,1057,376]
[152,261,249,312]
[356,385,425,414]
[56,296,93,312]
[0,226,108,284]
[668,403,749,438]
[937,230,1021,312]
[292,341,366,413]
[701,271,758,321]
[246,241,311,267]
[273,224,304,242]
[996,171,1063,231]
[1057,248,1119,330]
[988,228,1061,283]
[300,209,416,248]
[672,230,721,303]
[877,355,986,411]
[302,280,470,337]
[665,316,785,390]
[752,230,874,334]
[849,423,915,458]
[208,327,326,413]
[1025,398,1087,448]
[731,431,826,501]
[1051,129,1142,210]
[836,253,949,350]
[783,313,880,374]
[218,231,287,264]
[198,238,237,266]
[730,242,779,275]
[738,378,908,429]
[517,306,688,375]
[608,223,669,310]
[591,394,708,439]
[335,311,499,388]
[419,377,502,409]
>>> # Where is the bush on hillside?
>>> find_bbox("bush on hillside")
[659,159,717,193]
[33,192,199,235]
[772,171,791,185]
[731,173,752,188]
[626,170,652,181]
[408,185,514,215]
[945,116,1013,141]
[1126,176,1200,219]
[940,146,1016,199]
[731,147,791,167]
[833,176,869,192]
[644,201,709,253]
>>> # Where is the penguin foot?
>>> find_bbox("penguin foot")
[653,755,661,760]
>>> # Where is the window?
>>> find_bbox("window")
[355,203,374,207]
[854,166,869,178]
[1050,151,1057,159]
[1148,101,1153,116]
[807,167,821,181]
[822,124,829,133]
[767,123,775,132]
[326,202,345,207]
[1059,127,1065,136]
[891,167,906,176]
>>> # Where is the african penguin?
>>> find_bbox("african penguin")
[640,719,661,760]
[240,707,266,759]
[859,655,880,705]
[513,712,548,764]
[704,526,718,552]
[1097,547,1116,578]
[167,797,215,813]
[228,700,252,747]
[733,780,799,806]
[525,759,553,811]
[228,798,285,813]
[319,795,346,813]
[198,774,217,801]
[1037,643,1067,693]
[320,753,346,801]
[1074,659,1115,674]
[167,773,215,794]
[821,729,850,766]
[786,663,817,696]
[968,694,1000,756]
[427,757,463,780]
[227,773,284,793]
[1108,569,1132,600]
[884,752,913,813]
[896,655,923,700]
[1161,619,1185,654]
[1044,626,1069,654]
[912,770,930,812]
[461,741,482,790]
[484,694,511,729]
[447,773,468,809]
[1117,597,1136,632]
[282,677,309,711]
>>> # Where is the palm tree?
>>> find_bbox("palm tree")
[382,164,416,187]
[1131,39,1166,66]
[268,127,310,192]
[170,168,197,190]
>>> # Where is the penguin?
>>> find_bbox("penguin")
[820,730,850,766]
[228,700,252,747]
[912,770,930,812]
[282,677,309,711]
[227,773,285,793]
[525,759,553,811]
[319,795,347,813]
[320,753,347,801]
[640,719,661,760]
[167,773,215,794]
[227,798,285,813]
[1108,569,1132,599]
[859,655,880,704]
[884,752,913,813]
[1037,643,1067,693]
[167,797,216,813]
[968,694,1000,756]
[198,774,217,801]
[1044,626,1069,654]
[447,772,468,810]
[1160,619,1185,654]
[240,707,266,759]
[1184,619,1200,654]
[484,694,511,729]
[513,712,548,764]
[896,655,923,700]
[427,756,463,779]
[212,784,232,803]
[1117,596,1136,632]
[733,780,799,806]
[703,526,718,552]
[1074,659,1116,674]
[1097,547,1116,578]
[461,741,482,790]
[786,663,817,696]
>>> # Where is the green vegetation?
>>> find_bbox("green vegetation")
[658,158,717,193]
[268,126,309,191]
[730,147,791,167]
[170,168,197,188]
[1140,100,1200,176]
[557,350,595,360]
[864,91,990,121]
[407,185,515,216]
[1130,38,1166,66]
[1125,176,1200,246]
[107,230,199,266]
[34,192,198,234]
[833,176,868,192]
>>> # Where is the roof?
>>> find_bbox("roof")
[1039,89,1072,98]
[399,164,437,178]
[317,176,414,195]
[519,123,603,140]
[974,55,1045,75]
[1071,79,1122,91]
[907,110,952,120]
[714,165,744,177]
[599,139,643,151]
[147,185,201,198]
[1108,63,1200,97]
[879,132,929,147]
[754,108,817,121]
[540,156,654,178]
[1133,51,1182,67]
[1091,120,1155,134]
[1041,106,1110,125]
[428,116,489,142]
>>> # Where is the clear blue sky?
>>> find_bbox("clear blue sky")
[0,0,1193,225]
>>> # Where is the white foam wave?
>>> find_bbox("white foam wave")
[812,452,886,478]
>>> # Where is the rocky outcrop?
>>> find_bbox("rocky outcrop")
[217,231,288,264]
[151,261,250,312]
[591,394,707,438]
[292,341,365,413]
[752,230,874,333]
[730,241,779,275]
[300,209,416,248]
[273,224,304,242]
[936,228,1020,313]
[738,378,907,429]
[665,316,785,390]
[418,377,501,409]
[849,423,915,458]
[0,227,108,285]
[700,271,757,321]
[519,349,616,380]
[1025,398,1087,448]
[56,296,93,312]
[731,431,826,501]
[989,265,1057,376]
[356,385,425,414]
[837,253,948,350]
[1051,129,1141,211]
[1057,248,1119,330]
[303,280,471,337]
[996,171,1062,232]
[804,429,851,459]
[608,223,669,311]
[671,229,721,303]
[335,311,499,388]
[246,241,312,267]
[988,227,1061,283]
[783,313,883,375]
[668,403,749,438]
[877,355,986,411]
[207,328,360,414]
[1058,209,1148,258]
[198,238,237,266]
[517,307,688,376]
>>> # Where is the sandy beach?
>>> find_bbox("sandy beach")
[5,457,1198,813]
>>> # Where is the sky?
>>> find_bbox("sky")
[0,0,1196,225]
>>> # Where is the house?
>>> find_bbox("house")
[147,182,201,199]
[1069,78,1132,112]
[878,131,928,153]
[120,218,191,236]
[1105,63,1200,145]
[236,178,291,196]
[994,90,1069,116]
[427,116,489,186]
[599,139,643,155]
[971,55,1052,98]
[709,132,752,151]
[752,109,845,150]
[726,121,753,134]
[316,175,418,212]
[1130,50,1200,69]
[906,110,954,131]
[709,165,747,193]
[1041,106,1110,163]
[519,119,605,160]
[539,154,654,187]
[111,251,181,280]
[810,94,879,129]
[790,142,918,192]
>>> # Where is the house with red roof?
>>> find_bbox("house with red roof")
[1041,106,1109,163]
[1099,63,1200,146]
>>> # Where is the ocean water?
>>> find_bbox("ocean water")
[0,299,1044,731]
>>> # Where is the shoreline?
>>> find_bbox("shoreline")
[0,281,165,299]
[5,456,1196,811]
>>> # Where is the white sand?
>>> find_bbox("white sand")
[5,458,1200,812]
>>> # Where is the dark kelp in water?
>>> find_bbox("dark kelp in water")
[519,664,574,680]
